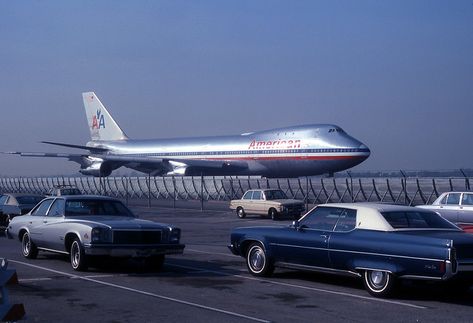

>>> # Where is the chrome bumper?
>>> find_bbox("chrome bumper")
[83,243,185,257]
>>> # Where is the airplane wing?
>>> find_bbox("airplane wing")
[3,151,87,163]
[3,150,248,177]
[41,141,109,153]
[91,154,249,176]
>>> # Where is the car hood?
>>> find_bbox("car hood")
[64,216,171,230]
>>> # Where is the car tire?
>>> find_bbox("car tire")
[269,208,278,221]
[70,238,88,271]
[237,207,246,219]
[21,232,38,259]
[246,242,274,277]
[363,270,396,297]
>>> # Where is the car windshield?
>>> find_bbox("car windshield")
[65,199,134,217]
[381,210,458,229]
[265,190,288,200]
[16,196,44,205]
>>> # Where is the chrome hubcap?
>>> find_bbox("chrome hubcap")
[249,248,265,271]
[370,271,387,288]
[22,236,30,254]
[71,243,79,267]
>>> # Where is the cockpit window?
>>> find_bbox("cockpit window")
[328,128,345,134]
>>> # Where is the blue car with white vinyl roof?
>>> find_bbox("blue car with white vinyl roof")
[229,203,473,297]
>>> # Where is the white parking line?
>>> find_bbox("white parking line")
[71,274,124,279]
[19,277,53,282]
[10,260,271,323]
[168,262,427,310]
[186,247,238,258]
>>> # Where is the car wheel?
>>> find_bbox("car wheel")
[363,270,395,297]
[146,255,165,271]
[269,208,278,220]
[237,207,246,219]
[246,242,274,277]
[70,238,88,271]
[21,232,38,259]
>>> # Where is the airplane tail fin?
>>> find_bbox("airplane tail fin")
[82,92,129,141]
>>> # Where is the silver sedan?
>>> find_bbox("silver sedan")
[417,191,473,225]
[5,195,185,271]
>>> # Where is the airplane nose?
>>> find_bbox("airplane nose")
[359,144,370,159]
[360,144,370,153]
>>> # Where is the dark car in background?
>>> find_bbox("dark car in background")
[229,203,473,297]
[47,185,82,196]
[0,193,45,227]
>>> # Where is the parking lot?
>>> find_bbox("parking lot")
[2,203,473,322]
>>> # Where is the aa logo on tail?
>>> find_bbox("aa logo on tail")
[92,110,106,129]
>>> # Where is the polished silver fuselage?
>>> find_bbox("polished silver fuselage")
[88,124,370,177]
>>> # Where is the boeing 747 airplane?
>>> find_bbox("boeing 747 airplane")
[5,92,370,177]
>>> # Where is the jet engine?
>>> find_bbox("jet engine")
[79,161,113,177]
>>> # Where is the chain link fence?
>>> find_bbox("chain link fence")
[0,175,471,206]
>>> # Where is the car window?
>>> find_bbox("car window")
[446,193,461,205]
[462,193,473,206]
[242,191,253,200]
[31,199,55,216]
[439,195,447,205]
[300,206,343,231]
[333,209,357,232]
[381,210,458,229]
[65,199,134,217]
[0,195,8,205]
[252,191,262,200]
[265,190,287,200]
[47,199,65,217]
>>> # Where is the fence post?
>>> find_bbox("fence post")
[173,176,176,209]
[201,173,204,212]
[148,173,151,208]
[305,176,309,211]
[347,171,354,202]
[460,169,470,190]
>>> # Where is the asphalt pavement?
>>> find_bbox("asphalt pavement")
[2,204,473,322]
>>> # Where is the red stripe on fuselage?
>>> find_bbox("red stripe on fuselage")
[192,155,366,161]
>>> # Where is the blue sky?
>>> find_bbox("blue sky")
[0,1,472,176]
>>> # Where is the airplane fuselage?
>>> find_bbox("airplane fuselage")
[88,124,370,177]
[6,92,370,178]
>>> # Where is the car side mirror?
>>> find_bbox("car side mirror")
[292,221,303,231]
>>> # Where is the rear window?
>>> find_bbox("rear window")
[265,190,287,200]
[381,210,458,229]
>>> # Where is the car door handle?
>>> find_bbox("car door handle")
[320,234,328,240]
